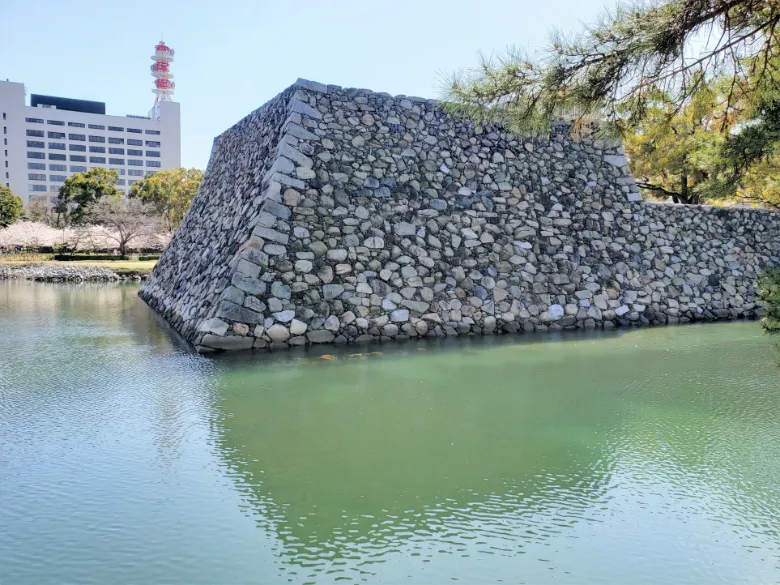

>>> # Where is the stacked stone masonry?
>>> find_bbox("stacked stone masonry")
[140,79,780,352]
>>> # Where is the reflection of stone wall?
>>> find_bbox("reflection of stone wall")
[140,79,780,352]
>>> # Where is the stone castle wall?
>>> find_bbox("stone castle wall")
[140,79,780,352]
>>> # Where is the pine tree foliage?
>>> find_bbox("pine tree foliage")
[443,0,780,138]
[758,268,780,333]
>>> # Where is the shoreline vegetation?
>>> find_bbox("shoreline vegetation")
[0,260,155,282]
[759,268,780,334]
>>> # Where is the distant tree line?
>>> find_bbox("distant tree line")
[0,166,203,256]
[0,185,23,227]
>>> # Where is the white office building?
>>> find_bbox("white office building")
[0,80,181,205]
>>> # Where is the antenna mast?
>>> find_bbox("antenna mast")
[151,40,175,103]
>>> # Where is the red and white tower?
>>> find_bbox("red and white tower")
[151,41,175,103]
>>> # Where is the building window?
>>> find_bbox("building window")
[108,137,124,144]
[145,150,161,157]
[49,164,66,171]
[70,155,86,162]
[146,160,161,168]
[28,162,46,170]
[25,117,44,124]
[128,169,144,176]
[70,165,87,172]
[107,126,124,132]
[89,156,106,164]
[128,159,143,166]
[48,131,65,139]
[89,146,105,153]
[127,138,142,146]
[127,128,141,133]
[117,179,126,186]
[108,158,125,165]
[69,144,86,152]
[26,129,44,137]
[50,175,67,183]
[127,149,142,156]
[27,151,45,159]
[88,124,105,130]
[29,184,48,192]
[145,140,161,147]
[108,147,124,155]
[48,153,66,161]
[68,122,85,128]
[111,168,126,175]
[88,135,106,143]
[68,133,86,141]
[145,129,161,135]
[28,173,46,181]
[49,142,66,150]
[26,141,45,148]
[47,120,65,126]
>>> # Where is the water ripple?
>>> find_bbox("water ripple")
[1,282,780,584]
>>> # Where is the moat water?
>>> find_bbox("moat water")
[1,281,779,584]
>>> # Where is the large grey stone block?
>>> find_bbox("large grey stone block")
[285,123,319,141]
[200,335,254,350]
[220,286,245,305]
[278,142,314,169]
[308,330,335,343]
[290,98,323,120]
[252,226,289,245]
[215,301,264,325]
[296,78,328,93]
[261,199,292,220]
[198,318,229,336]
[232,273,267,296]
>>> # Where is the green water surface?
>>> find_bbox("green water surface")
[1,281,779,584]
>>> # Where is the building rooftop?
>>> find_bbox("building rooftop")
[30,94,106,115]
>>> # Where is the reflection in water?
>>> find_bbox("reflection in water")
[211,325,780,584]
[0,280,186,352]
[1,281,779,585]
[215,354,616,582]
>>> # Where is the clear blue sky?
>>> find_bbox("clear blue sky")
[0,0,613,170]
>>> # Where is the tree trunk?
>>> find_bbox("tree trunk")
[675,170,695,204]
